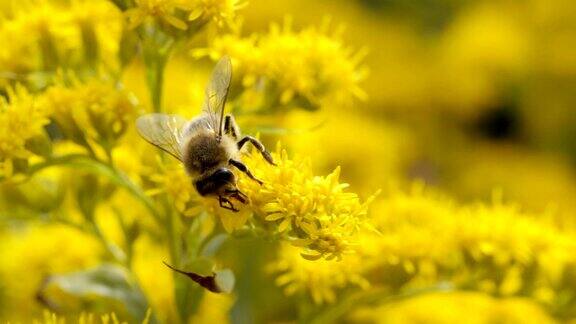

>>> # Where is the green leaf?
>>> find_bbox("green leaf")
[39,264,151,322]
[27,154,162,225]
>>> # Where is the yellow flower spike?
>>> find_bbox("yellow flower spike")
[270,243,370,304]
[367,185,576,312]
[350,291,555,324]
[0,0,122,75]
[0,84,50,179]
[187,0,246,27]
[42,75,138,151]
[126,0,189,30]
[195,19,367,111]
[126,0,244,30]
[146,161,205,217]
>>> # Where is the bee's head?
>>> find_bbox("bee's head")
[195,167,238,197]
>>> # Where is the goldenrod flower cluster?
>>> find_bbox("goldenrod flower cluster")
[0,0,122,78]
[262,185,576,319]
[195,19,367,111]
[0,85,50,178]
[33,310,151,324]
[146,163,202,216]
[269,243,369,304]
[42,76,138,153]
[126,0,244,30]
[367,186,576,318]
[351,291,555,324]
[236,148,377,260]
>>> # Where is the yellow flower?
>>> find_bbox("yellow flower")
[0,85,50,178]
[367,185,576,316]
[126,0,191,30]
[144,154,242,233]
[269,243,369,304]
[33,310,152,323]
[351,291,555,324]
[0,1,68,73]
[67,0,124,67]
[42,75,138,151]
[187,0,246,28]
[236,145,378,260]
[0,0,122,77]
[194,18,367,111]
[146,160,206,216]
[125,0,243,30]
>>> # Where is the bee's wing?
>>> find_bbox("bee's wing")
[136,113,187,161]
[201,56,232,136]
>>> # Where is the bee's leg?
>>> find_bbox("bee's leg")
[223,114,240,140]
[235,190,248,203]
[225,189,248,204]
[229,159,263,185]
[237,136,276,166]
[219,196,239,212]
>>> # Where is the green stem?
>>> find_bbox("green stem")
[91,217,127,264]
[143,33,174,113]
[112,206,136,269]
[25,154,163,226]
[166,204,180,265]
[145,56,166,113]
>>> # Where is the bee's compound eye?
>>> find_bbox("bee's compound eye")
[212,168,234,184]
[195,168,236,197]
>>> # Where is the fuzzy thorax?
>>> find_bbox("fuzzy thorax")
[182,130,239,176]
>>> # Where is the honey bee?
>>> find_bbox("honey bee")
[136,56,275,212]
